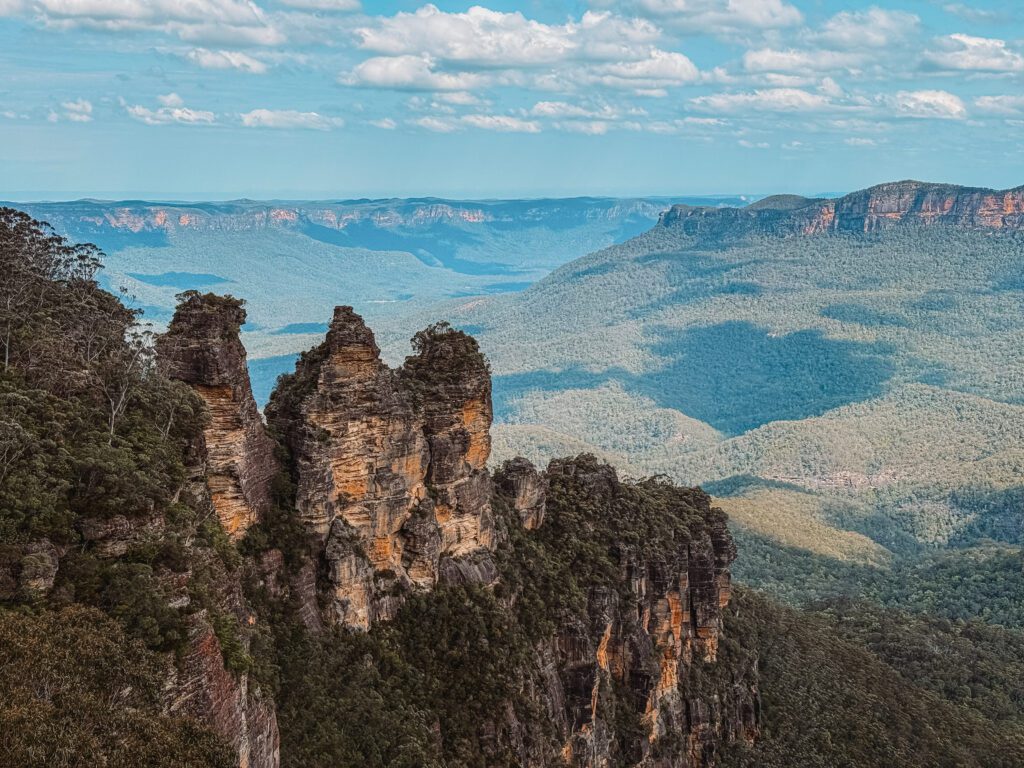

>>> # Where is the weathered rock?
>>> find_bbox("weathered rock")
[660,180,1024,239]
[267,309,496,629]
[157,292,278,540]
[494,457,547,530]
[502,457,758,767]
[166,611,280,768]
[77,514,165,558]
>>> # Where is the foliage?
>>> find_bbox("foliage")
[0,604,233,768]
[721,588,1024,768]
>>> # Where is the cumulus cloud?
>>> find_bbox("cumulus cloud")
[625,0,802,32]
[411,115,458,132]
[461,114,540,132]
[890,90,966,119]
[61,97,92,122]
[532,101,618,119]
[409,113,542,133]
[923,34,1024,73]
[240,108,342,129]
[124,95,216,125]
[369,117,397,129]
[354,5,658,68]
[691,87,833,113]
[587,49,700,89]
[20,0,285,44]
[975,95,1024,116]
[743,48,864,74]
[187,48,267,74]
[816,7,919,49]
[277,0,359,10]
[344,54,485,90]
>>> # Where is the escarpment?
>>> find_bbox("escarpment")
[491,456,758,766]
[154,296,760,765]
[660,180,1024,238]
[157,292,277,540]
[265,308,496,629]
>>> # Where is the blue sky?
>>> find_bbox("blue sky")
[1,0,1022,199]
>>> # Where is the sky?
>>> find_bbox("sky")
[1,0,1022,199]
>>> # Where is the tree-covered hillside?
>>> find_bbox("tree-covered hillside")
[409,201,1024,630]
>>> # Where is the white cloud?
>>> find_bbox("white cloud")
[629,0,802,32]
[240,108,342,129]
[691,87,832,113]
[890,90,966,119]
[61,97,92,122]
[743,48,864,74]
[738,139,770,148]
[409,113,543,133]
[277,0,359,10]
[589,49,700,88]
[532,101,616,119]
[411,115,458,132]
[554,120,609,134]
[124,95,216,125]
[434,90,481,105]
[923,34,1024,73]
[157,92,184,107]
[844,137,877,146]
[975,95,1024,116]
[942,3,998,23]
[20,0,285,45]
[187,48,267,74]
[817,8,919,49]
[461,114,540,132]
[354,5,657,68]
[369,117,397,129]
[344,54,484,91]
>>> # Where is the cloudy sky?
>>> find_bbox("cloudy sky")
[1,0,1022,199]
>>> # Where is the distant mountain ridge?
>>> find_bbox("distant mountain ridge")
[660,180,1024,237]
[9,196,748,243]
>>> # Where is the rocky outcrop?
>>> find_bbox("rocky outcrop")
[267,309,495,629]
[167,611,279,768]
[495,457,546,530]
[660,180,1024,238]
[157,292,278,540]
[495,456,758,767]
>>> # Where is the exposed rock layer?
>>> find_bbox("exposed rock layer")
[267,309,496,629]
[494,457,758,767]
[156,293,278,540]
[661,180,1024,237]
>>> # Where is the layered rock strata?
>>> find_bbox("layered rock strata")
[267,309,496,629]
[156,292,277,540]
[660,179,1024,237]
[495,457,758,767]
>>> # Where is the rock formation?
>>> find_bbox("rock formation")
[493,456,759,767]
[155,296,756,765]
[660,179,1024,238]
[495,456,547,530]
[267,309,495,629]
[156,292,278,540]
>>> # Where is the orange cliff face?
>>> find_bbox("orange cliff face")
[266,308,496,629]
[156,293,278,541]
[661,180,1024,239]
[516,458,757,768]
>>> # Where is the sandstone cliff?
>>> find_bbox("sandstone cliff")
[266,309,495,629]
[491,456,759,767]
[155,296,757,766]
[660,180,1024,237]
[157,292,277,540]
